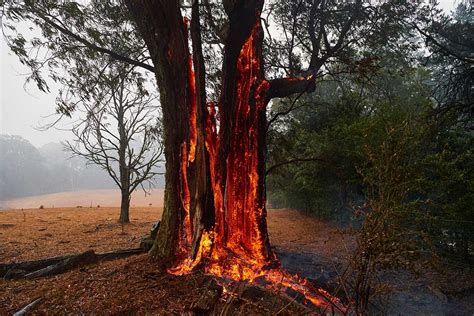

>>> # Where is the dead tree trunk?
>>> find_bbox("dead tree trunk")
[118,93,131,224]
[119,187,130,223]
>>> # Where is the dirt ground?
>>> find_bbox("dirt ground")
[0,207,344,314]
[1,206,473,314]
[0,207,345,263]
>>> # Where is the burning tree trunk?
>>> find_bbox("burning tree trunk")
[125,0,314,273]
[208,5,273,271]
[112,1,343,310]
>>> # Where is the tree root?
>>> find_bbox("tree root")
[13,297,42,316]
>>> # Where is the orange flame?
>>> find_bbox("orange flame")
[168,16,345,314]
[222,19,269,263]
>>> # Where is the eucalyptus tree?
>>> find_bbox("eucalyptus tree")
[1,0,436,275]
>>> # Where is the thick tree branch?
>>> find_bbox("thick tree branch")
[266,157,329,176]
[413,23,474,64]
[267,77,315,99]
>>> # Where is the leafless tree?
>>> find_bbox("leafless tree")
[64,66,163,223]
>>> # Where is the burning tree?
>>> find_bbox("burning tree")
[121,0,361,277]
[2,0,435,309]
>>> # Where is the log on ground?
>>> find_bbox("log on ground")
[24,250,98,279]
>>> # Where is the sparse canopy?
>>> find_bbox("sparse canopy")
[64,64,163,223]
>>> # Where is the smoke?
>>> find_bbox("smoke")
[0,135,164,201]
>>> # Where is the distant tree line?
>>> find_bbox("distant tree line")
[0,135,165,200]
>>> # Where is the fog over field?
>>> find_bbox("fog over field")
[0,135,164,202]
[0,188,164,210]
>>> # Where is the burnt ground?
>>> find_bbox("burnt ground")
[0,207,473,315]
[275,248,474,315]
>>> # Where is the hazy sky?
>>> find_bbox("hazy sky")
[0,38,74,147]
[0,0,458,147]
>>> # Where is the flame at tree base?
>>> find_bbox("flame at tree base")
[168,231,346,313]
[167,15,346,314]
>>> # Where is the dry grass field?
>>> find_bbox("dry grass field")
[0,206,162,262]
[0,205,344,263]
[0,203,348,314]
[0,189,346,263]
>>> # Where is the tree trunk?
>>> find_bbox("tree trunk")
[119,189,130,223]
[124,0,314,274]
[124,0,273,267]
[124,1,194,263]
[117,82,131,224]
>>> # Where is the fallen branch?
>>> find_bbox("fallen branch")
[2,248,146,279]
[97,248,145,261]
[1,255,73,277]
[24,250,98,279]
[13,297,42,316]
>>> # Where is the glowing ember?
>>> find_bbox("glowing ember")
[168,15,345,313]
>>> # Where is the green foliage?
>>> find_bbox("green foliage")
[267,60,472,310]
[1,0,152,114]
[423,129,474,260]
[267,60,473,262]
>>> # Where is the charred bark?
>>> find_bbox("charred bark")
[189,0,215,259]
